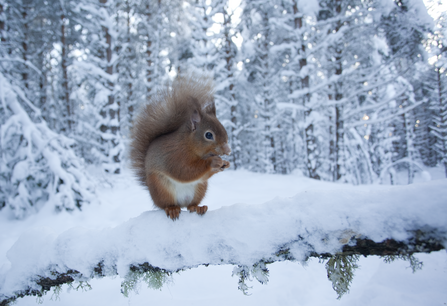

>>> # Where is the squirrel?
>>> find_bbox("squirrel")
[130,74,231,220]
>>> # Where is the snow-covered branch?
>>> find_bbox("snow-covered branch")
[1,180,446,304]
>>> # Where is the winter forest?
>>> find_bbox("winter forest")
[0,0,446,216]
[0,0,447,304]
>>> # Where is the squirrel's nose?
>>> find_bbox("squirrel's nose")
[222,143,231,155]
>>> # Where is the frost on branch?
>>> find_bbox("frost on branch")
[0,73,95,218]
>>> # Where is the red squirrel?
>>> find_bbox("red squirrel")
[130,75,231,220]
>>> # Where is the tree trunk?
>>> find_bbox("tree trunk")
[334,103,343,181]
[145,1,152,97]
[143,0,160,99]
[333,0,344,181]
[21,8,28,89]
[223,7,238,169]
[0,4,5,43]
[261,11,275,172]
[99,0,120,173]
[293,0,318,179]
[125,0,133,118]
[305,123,320,179]
[436,68,447,177]
[403,110,414,184]
[61,14,71,132]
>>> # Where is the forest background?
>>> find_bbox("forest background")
[0,0,446,217]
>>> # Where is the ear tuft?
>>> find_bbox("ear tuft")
[191,109,201,131]
[203,101,216,115]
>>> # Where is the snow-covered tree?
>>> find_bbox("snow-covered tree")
[187,0,219,71]
[379,0,432,183]
[0,0,441,189]
[238,0,287,173]
[423,3,447,177]
[431,66,447,177]
[69,0,124,173]
[207,0,242,169]
[0,70,95,218]
[114,0,145,138]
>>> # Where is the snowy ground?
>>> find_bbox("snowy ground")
[0,166,446,305]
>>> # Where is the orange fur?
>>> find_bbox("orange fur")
[130,74,231,220]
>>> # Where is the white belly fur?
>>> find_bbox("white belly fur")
[167,177,202,207]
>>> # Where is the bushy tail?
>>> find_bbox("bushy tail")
[130,74,214,185]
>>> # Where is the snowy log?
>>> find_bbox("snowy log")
[1,179,446,305]
[0,235,443,306]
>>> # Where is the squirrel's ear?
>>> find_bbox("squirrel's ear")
[190,109,201,131]
[204,101,216,116]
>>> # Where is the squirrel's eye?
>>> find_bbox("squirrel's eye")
[205,132,214,140]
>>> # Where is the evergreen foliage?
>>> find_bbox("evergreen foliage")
[325,254,360,299]
[0,70,95,217]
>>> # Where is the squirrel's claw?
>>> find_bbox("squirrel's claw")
[221,160,230,170]
[197,205,208,215]
[187,204,208,215]
[210,156,230,172]
[164,206,181,220]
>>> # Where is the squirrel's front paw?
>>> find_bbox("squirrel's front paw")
[221,160,230,170]
[210,156,224,171]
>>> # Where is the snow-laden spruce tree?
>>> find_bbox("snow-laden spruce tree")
[272,0,326,177]
[410,62,438,169]
[136,0,170,98]
[186,0,219,72]
[238,0,292,173]
[166,0,195,75]
[208,0,242,169]
[69,0,124,173]
[379,0,432,183]
[114,0,147,139]
[431,66,447,177]
[0,0,77,135]
[405,0,442,171]
[0,0,94,217]
[310,0,390,184]
[294,0,429,184]
[97,0,123,174]
[423,3,447,177]
[114,0,172,142]
[0,70,95,218]
[178,0,243,169]
[260,0,313,175]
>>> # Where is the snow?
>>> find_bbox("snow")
[376,0,397,17]
[0,168,447,305]
[407,0,434,28]
[297,0,319,17]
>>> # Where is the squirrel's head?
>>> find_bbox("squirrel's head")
[188,99,231,158]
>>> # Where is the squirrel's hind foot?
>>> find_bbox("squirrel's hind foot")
[164,206,181,220]
[187,204,208,215]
